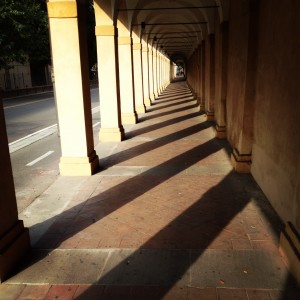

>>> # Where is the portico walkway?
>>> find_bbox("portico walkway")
[0,80,299,299]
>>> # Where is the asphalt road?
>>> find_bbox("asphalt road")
[3,88,100,142]
[3,88,101,213]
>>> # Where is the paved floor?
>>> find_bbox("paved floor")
[1,80,299,299]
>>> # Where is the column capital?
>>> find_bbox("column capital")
[133,43,142,50]
[47,1,77,18]
[95,25,116,36]
[118,36,132,45]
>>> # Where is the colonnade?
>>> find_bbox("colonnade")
[1,0,299,284]
[186,17,252,174]
[48,0,172,175]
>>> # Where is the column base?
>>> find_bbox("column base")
[199,103,205,112]
[231,148,251,173]
[279,222,300,284]
[150,93,156,101]
[0,221,30,283]
[136,104,146,114]
[121,112,138,124]
[215,124,227,139]
[206,110,215,121]
[144,98,151,106]
[59,150,99,176]
[99,127,124,142]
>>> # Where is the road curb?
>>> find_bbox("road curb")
[9,124,58,154]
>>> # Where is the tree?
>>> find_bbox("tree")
[0,0,50,69]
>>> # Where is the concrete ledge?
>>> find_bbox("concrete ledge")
[99,127,124,142]
[0,221,30,283]
[3,86,53,99]
[231,148,251,173]
[279,222,300,284]
[59,151,99,176]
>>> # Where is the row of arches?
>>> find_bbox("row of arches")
[0,0,299,284]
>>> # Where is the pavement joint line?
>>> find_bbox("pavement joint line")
[26,151,55,166]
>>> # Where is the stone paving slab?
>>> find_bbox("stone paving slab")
[1,284,300,300]
[6,249,295,290]
[2,80,298,299]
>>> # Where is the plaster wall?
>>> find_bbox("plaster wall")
[251,0,300,231]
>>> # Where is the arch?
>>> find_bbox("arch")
[126,0,217,62]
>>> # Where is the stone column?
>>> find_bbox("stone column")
[96,25,124,142]
[118,36,137,124]
[230,1,258,173]
[0,95,30,282]
[153,49,159,98]
[157,51,162,94]
[142,45,151,106]
[196,46,202,106]
[199,42,205,112]
[148,47,155,102]
[206,34,215,121]
[215,22,229,139]
[48,0,99,175]
[133,43,146,113]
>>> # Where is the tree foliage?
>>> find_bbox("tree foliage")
[0,0,50,69]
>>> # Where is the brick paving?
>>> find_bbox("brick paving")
[1,80,299,299]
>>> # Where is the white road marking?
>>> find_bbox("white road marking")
[92,106,100,114]
[26,151,54,166]
[8,106,100,153]
[4,98,53,109]
[93,122,101,127]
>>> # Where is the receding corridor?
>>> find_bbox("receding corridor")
[1,81,299,299]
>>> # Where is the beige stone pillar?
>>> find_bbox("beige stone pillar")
[206,34,215,121]
[159,55,162,91]
[230,2,258,173]
[164,57,169,86]
[148,47,155,101]
[142,45,151,106]
[215,22,229,139]
[200,41,206,112]
[196,46,202,106]
[118,36,137,124]
[153,50,159,98]
[162,57,166,88]
[132,43,146,113]
[0,96,30,282]
[157,53,162,94]
[96,26,124,142]
[48,0,99,176]
[162,55,166,89]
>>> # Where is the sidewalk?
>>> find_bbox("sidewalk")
[1,80,299,299]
